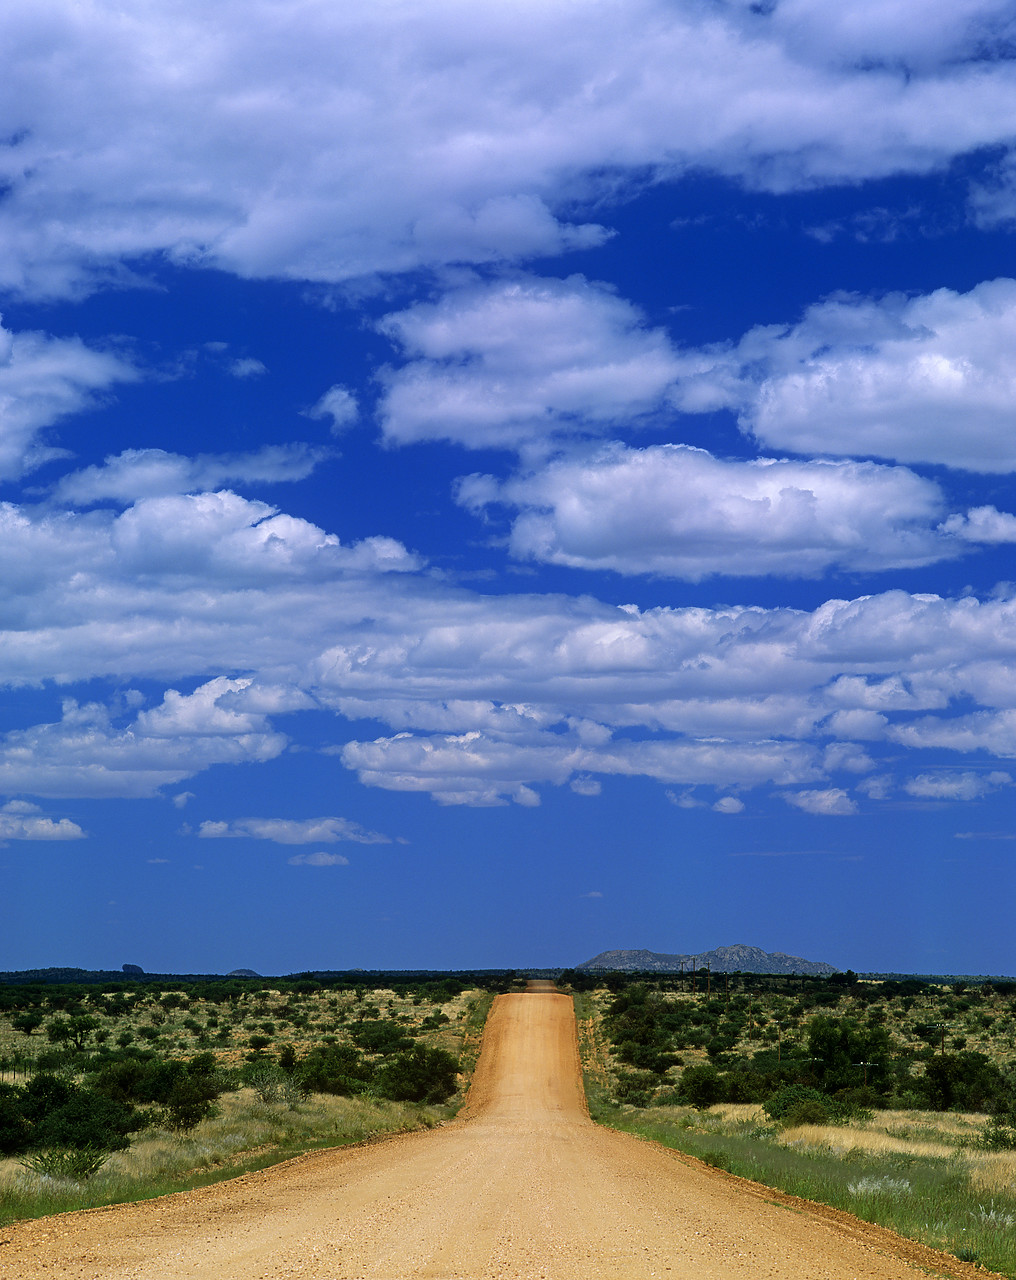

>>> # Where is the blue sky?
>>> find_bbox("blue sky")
[2,0,1016,977]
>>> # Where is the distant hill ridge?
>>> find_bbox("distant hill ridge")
[578,944,837,976]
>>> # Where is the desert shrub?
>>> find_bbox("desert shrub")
[91,1053,221,1131]
[20,1146,109,1181]
[763,1083,830,1125]
[785,1098,833,1125]
[617,1040,679,1074]
[0,1074,139,1154]
[806,1015,890,1096]
[980,1118,1016,1150]
[162,1073,221,1131]
[297,1043,373,1095]
[679,1064,726,1109]
[613,1070,658,1107]
[723,1070,770,1104]
[374,1046,458,1104]
[349,1020,413,1055]
[836,1084,881,1112]
[11,1012,43,1037]
[919,1051,1011,1113]
[0,1085,31,1154]
[34,1090,136,1151]
[244,1064,305,1108]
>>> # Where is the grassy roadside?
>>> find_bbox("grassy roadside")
[454,990,495,1092]
[0,987,495,1227]
[0,1089,445,1224]
[573,993,1016,1278]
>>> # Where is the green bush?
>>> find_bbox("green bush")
[679,1064,726,1109]
[91,1053,221,1131]
[374,1046,458,1104]
[763,1083,830,1125]
[613,1070,658,1107]
[980,1119,1016,1151]
[0,1074,139,1155]
[297,1043,373,1095]
[0,1085,31,1154]
[20,1146,109,1181]
[783,1098,832,1126]
[350,1020,414,1055]
[919,1051,1012,1113]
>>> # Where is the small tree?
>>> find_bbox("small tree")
[679,1064,726,1109]
[374,1046,458,1104]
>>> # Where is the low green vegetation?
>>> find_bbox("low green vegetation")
[567,969,1016,1277]
[0,971,519,1225]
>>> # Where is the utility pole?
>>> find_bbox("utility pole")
[928,1022,950,1054]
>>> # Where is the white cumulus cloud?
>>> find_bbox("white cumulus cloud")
[0,479,1012,804]
[287,851,351,867]
[0,682,285,799]
[339,729,822,807]
[939,505,1016,543]
[53,445,328,506]
[713,796,745,814]
[378,276,681,449]
[307,385,359,434]
[0,804,85,840]
[228,357,266,378]
[782,788,858,815]
[199,816,391,844]
[460,443,957,579]
[671,279,1016,473]
[3,3,1016,298]
[903,770,1012,800]
[0,320,136,479]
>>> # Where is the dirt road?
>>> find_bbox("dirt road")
[0,992,989,1279]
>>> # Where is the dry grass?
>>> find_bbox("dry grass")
[0,1086,448,1224]
[104,1087,440,1182]
[590,1099,1016,1277]
[766,1107,1016,1199]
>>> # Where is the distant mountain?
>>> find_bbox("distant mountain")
[577,944,837,976]
[227,968,262,978]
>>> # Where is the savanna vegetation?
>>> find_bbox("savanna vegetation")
[566,969,1016,1276]
[0,971,517,1224]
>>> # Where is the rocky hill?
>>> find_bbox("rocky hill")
[577,944,837,976]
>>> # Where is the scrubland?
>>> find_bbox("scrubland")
[571,972,1016,1276]
[0,975,498,1224]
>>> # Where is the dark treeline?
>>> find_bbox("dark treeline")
[0,974,525,1013]
[561,968,1016,996]
[0,968,530,989]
